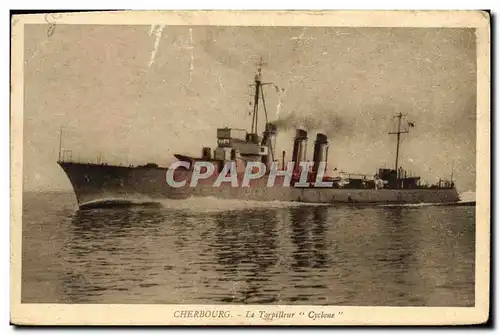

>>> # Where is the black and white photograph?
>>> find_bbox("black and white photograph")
[10,10,490,325]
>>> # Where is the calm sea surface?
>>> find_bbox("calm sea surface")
[21,191,475,306]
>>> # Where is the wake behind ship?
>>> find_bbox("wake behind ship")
[58,62,460,209]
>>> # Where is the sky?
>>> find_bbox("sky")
[23,25,477,192]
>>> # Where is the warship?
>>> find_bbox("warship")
[58,62,460,209]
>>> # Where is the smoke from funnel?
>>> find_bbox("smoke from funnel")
[272,111,350,139]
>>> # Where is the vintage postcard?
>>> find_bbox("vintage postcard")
[10,10,490,325]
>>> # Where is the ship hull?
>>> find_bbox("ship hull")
[59,162,460,208]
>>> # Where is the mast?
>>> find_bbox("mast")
[388,112,409,178]
[451,162,455,184]
[58,125,63,162]
[250,58,266,134]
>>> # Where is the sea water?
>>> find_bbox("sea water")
[21,191,475,306]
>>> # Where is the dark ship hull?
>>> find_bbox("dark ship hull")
[59,162,460,209]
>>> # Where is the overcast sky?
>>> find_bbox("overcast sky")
[23,25,476,192]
